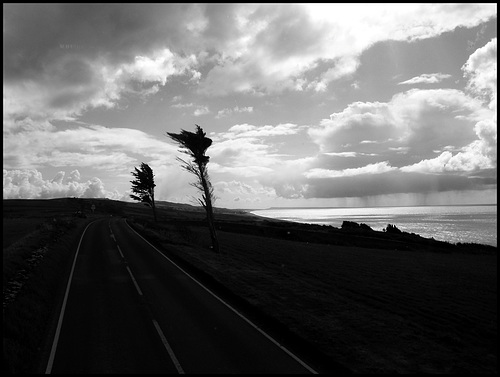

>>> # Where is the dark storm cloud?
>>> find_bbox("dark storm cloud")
[3,3,209,122]
[250,4,330,59]
[3,3,497,204]
[3,4,62,81]
[3,3,191,78]
[303,171,492,199]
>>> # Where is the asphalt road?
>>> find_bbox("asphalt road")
[46,217,316,374]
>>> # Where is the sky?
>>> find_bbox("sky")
[3,3,497,209]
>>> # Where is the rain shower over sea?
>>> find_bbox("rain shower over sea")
[251,205,497,247]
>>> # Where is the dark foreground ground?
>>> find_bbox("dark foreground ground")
[3,198,497,373]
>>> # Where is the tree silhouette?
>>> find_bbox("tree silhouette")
[167,125,220,253]
[130,162,157,222]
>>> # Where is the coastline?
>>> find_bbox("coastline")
[249,204,498,247]
[3,198,497,373]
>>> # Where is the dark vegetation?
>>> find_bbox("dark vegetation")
[167,125,220,253]
[3,198,497,373]
[130,162,157,222]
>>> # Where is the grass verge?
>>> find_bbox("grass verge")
[3,217,94,374]
[128,216,497,374]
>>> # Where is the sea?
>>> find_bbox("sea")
[251,205,497,247]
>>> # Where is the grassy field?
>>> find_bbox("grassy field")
[3,198,497,373]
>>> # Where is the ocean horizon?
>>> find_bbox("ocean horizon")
[251,204,497,247]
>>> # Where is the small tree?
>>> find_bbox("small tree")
[130,162,157,222]
[167,125,220,253]
[384,224,402,234]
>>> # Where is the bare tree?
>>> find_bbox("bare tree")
[167,125,220,253]
[130,162,157,222]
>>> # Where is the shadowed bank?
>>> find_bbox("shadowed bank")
[3,198,497,373]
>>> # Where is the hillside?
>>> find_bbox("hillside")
[3,198,497,373]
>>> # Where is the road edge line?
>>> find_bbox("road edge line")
[124,219,318,374]
[44,219,99,374]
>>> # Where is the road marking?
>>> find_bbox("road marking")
[114,236,142,296]
[125,265,144,296]
[116,244,125,259]
[45,219,99,374]
[46,219,185,374]
[152,319,185,374]
[124,219,318,374]
[109,224,117,242]
[114,223,184,373]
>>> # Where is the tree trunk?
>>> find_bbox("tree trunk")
[206,204,219,253]
[152,194,157,222]
[199,166,220,253]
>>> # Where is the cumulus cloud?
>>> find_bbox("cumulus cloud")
[3,3,496,121]
[209,136,275,175]
[216,106,254,118]
[3,122,182,200]
[398,73,453,85]
[208,123,307,178]
[213,180,276,205]
[308,101,397,154]
[207,70,496,201]
[462,37,497,111]
[193,106,211,116]
[309,88,488,167]
[215,180,274,197]
[171,102,194,108]
[461,38,497,166]
[3,4,203,122]
[3,169,122,199]
[265,39,497,201]
[304,161,396,179]
[197,3,496,95]
[3,4,497,205]
[3,48,199,122]
[293,88,495,200]
[216,123,301,139]
[307,55,360,92]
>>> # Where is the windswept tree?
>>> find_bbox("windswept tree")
[167,125,220,253]
[130,162,157,222]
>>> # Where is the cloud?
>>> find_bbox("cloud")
[2,49,198,122]
[307,55,360,92]
[401,141,495,174]
[193,106,211,116]
[304,161,396,179]
[3,4,497,206]
[462,38,497,111]
[301,170,492,199]
[267,39,497,201]
[215,180,275,197]
[309,101,397,154]
[213,180,276,205]
[196,3,497,95]
[208,73,496,201]
[461,38,497,166]
[215,123,301,139]
[209,123,306,177]
[309,88,488,166]
[3,4,203,122]
[3,3,496,121]
[171,102,194,108]
[3,123,178,174]
[3,168,124,199]
[398,73,453,85]
[215,106,254,118]
[210,136,276,175]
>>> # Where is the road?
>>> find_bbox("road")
[46,217,316,374]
